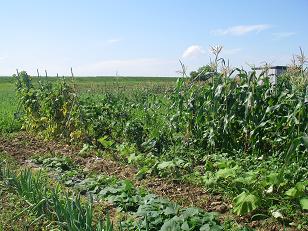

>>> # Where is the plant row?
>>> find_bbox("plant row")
[0,160,113,231]
[31,155,225,231]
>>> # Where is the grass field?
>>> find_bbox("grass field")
[0,77,21,133]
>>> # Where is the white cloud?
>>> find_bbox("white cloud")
[107,38,121,44]
[75,58,178,76]
[182,45,205,58]
[272,32,295,39]
[212,24,271,36]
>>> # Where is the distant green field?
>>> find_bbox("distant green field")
[0,76,177,133]
[72,76,177,93]
[0,77,20,133]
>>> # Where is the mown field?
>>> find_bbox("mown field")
[0,65,307,231]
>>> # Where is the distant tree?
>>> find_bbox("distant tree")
[190,71,198,79]
[190,65,215,81]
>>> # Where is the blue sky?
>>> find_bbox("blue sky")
[0,0,307,76]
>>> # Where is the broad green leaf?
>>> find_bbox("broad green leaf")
[285,182,306,198]
[233,192,260,215]
[200,224,210,231]
[163,205,179,216]
[98,135,114,148]
[181,207,200,218]
[200,224,222,231]
[160,219,181,231]
[266,172,284,186]
[285,187,296,197]
[181,221,190,231]
[300,198,308,210]
[157,161,175,170]
[216,167,237,179]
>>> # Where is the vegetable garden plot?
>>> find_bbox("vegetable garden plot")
[1,51,307,230]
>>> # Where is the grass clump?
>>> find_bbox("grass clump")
[0,161,113,231]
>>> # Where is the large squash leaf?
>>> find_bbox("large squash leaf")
[233,191,260,215]
[300,198,308,210]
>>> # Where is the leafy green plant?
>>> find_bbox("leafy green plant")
[300,198,308,210]
[132,194,221,231]
[98,135,114,149]
[30,154,223,230]
[0,163,112,231]
[74,175,116,194]
[99,179,146,212]
[285,181,307,199]
[233,191,260,215]
[157,158,191,178]
[124,120,145,149]
[190,65,216,81]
